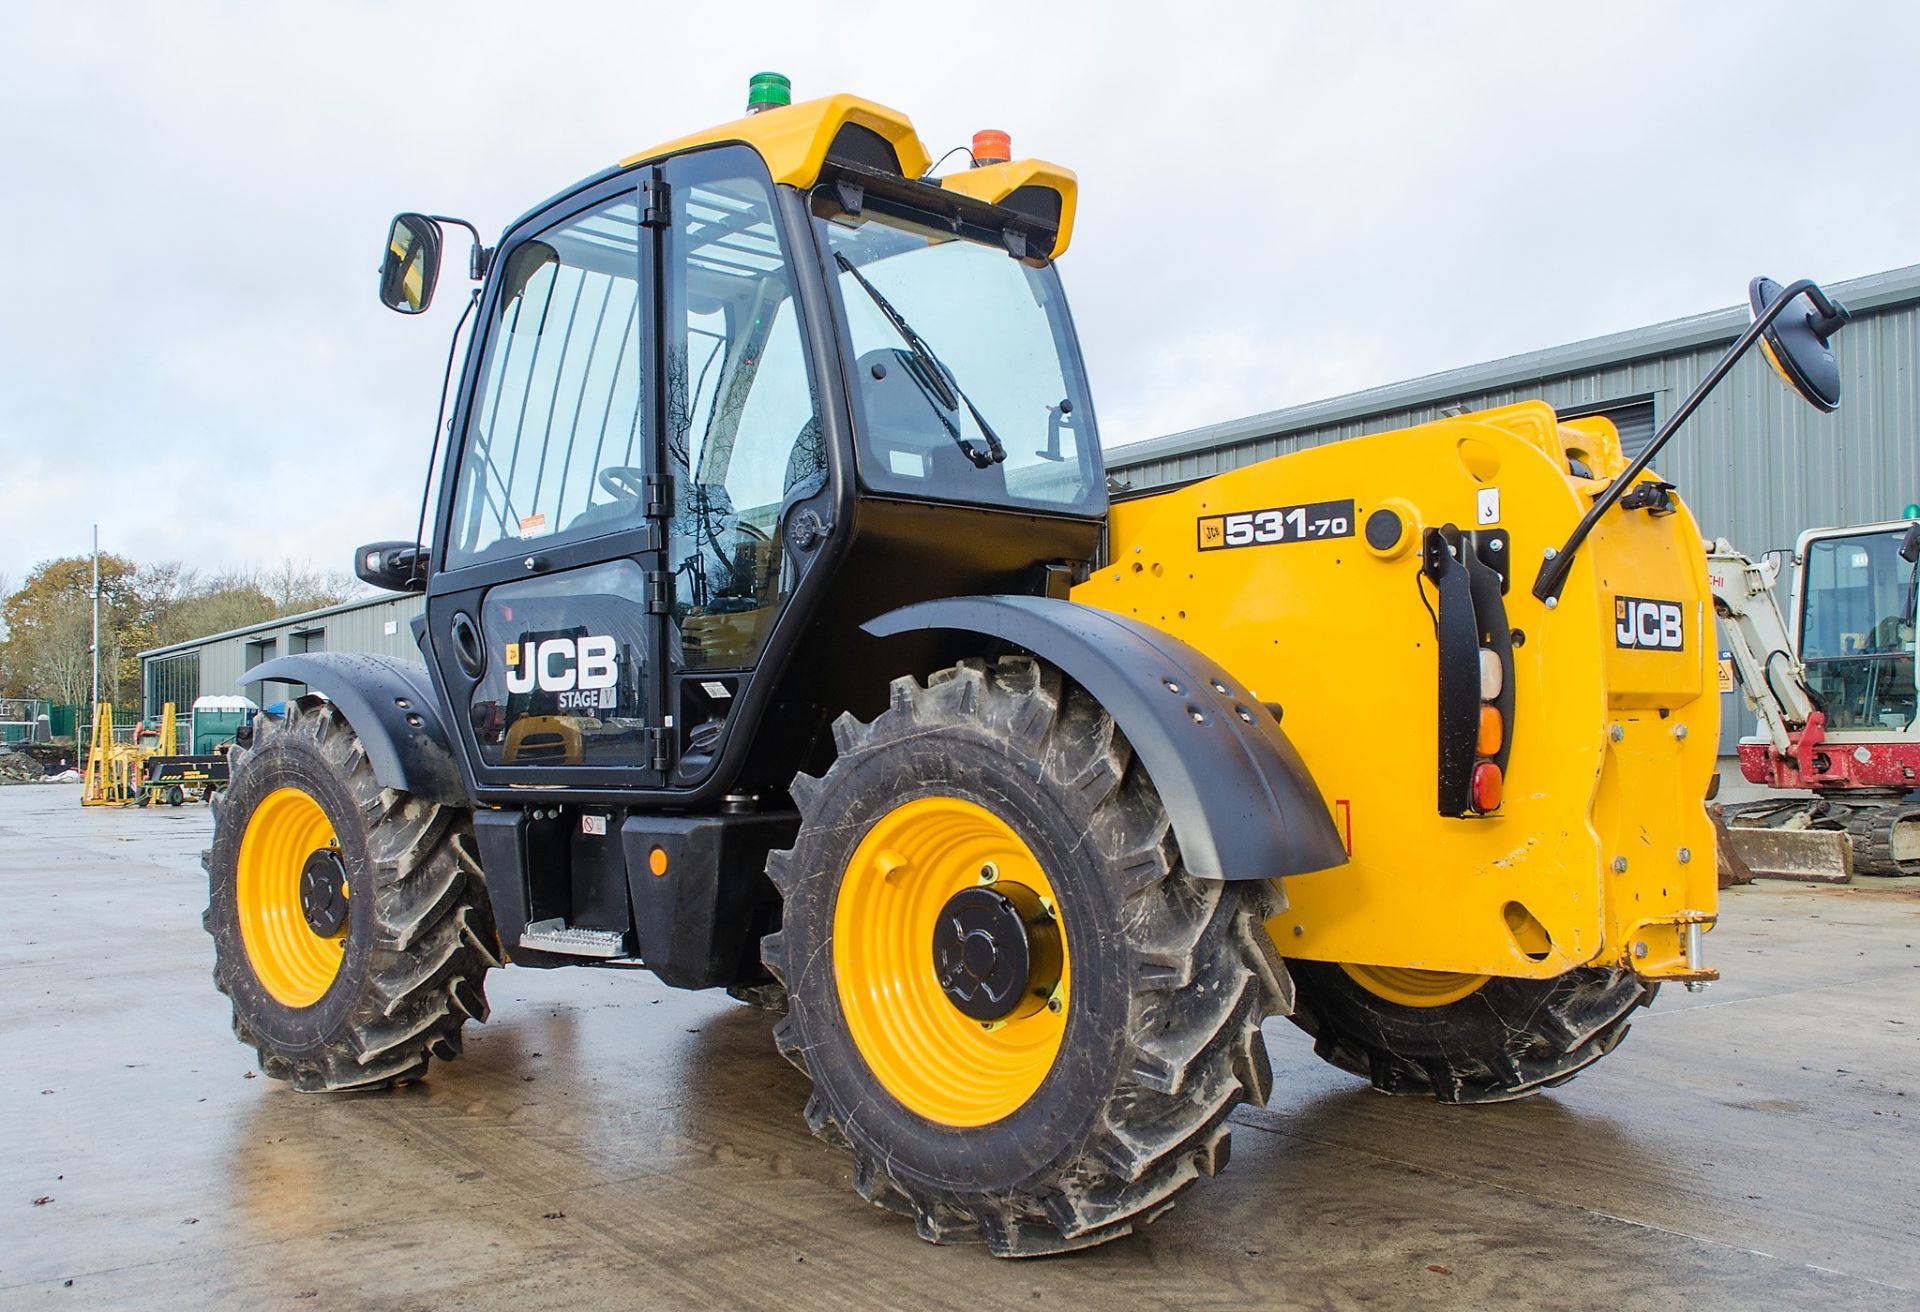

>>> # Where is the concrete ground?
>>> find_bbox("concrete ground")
[1,780,1915,1312]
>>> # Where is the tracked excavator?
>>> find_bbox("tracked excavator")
[200,74,1853,1254]
[1712,519,1920,878]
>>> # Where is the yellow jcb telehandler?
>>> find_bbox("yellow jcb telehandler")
[202,73,1850,1254]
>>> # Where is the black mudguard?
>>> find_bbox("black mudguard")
[863,596,1348,882]
[243,653,465,805]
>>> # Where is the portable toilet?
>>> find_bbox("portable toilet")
[191,696,257,755]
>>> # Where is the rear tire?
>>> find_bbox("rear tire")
[764,657,1289,1256]
[203,698,501,1091]
[1285,959,1656,1104]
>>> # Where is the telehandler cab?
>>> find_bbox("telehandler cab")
[204,74,1851,1254]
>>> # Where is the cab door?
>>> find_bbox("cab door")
[656,146,830,779]
[425,178,669,791]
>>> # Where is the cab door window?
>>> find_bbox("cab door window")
[446,197,646,567]
[664,152,821,672]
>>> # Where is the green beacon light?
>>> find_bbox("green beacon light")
[1905,503,1920,520]
[746,72,791,115]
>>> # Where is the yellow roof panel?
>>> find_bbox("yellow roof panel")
[618,93,932,189]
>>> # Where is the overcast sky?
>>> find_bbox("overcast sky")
[3,1,1917,589]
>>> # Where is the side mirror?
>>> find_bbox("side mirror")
[355,541,427,593]
[1900,523,1920,565]
[1749,276,1848,413]
[380,214,443,314]
[1534,275,1848,603]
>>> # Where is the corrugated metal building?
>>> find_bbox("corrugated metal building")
[1106,263,1920,752]
[140,593,424,717]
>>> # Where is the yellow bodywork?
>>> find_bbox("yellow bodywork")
[621,93,933,185]
[938,158,1079,257]
[1075,401,1718,985]
[618,94,1077,255]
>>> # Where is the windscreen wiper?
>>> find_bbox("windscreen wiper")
[834,251,1007,468]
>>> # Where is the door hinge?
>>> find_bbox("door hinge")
[642,177,671,228]
[645,570,673,613]
[644,472,672,519]
[645,726,673,772]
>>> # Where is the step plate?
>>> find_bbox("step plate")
[519,918,628,958]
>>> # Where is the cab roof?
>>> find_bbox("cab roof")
[617,93,1079,257]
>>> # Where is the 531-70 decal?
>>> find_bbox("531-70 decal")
[1197,499,1356,551]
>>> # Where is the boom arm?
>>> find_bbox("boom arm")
[1706,538,1817,752]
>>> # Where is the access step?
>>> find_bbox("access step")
[518,918,628,958]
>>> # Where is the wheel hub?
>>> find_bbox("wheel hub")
[299,848,349,937]
[932,883,1060,1022]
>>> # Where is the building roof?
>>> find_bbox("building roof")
[1106,263,1920,472]
[138,591,412,661]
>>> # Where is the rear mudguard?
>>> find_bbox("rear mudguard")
[242,653,465,805]
[863,595,1348,883]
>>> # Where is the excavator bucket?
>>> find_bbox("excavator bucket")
[1722,820,1854,883]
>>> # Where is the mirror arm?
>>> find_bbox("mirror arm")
[1531,278,1839,604]
[426,214,491,281]
[408,288,483,586]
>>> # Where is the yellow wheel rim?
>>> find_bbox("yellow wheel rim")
[1340,963,1489,1009]
[236,787,348,1008]
[834,796,1070,1128]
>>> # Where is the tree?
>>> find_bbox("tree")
[260,559,356,615]
[0,554,362,704]
[155,578,279,646]
[0,554,142,704]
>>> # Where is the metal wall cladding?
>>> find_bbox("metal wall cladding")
[142,594,426,715]
[1105,271,1920,755]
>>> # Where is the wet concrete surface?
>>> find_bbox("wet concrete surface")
[1,781,1915,1311]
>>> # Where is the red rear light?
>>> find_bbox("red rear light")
[1471,761,1503,813]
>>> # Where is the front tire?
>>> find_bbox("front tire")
[764,657,1289,1256]
[203,698,501,1091]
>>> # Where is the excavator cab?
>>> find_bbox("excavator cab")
[1793,522,1920,730]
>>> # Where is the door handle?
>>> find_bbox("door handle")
[450,612,485,679]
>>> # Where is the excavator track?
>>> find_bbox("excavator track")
[1840,802,1920,877]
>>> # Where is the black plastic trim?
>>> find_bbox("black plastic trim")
[1423,526,1516,817]
[1424,528,1481,815]
[242,653,465,805]
[862,596,1348,882]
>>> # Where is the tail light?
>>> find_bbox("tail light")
[1423,525,1517,817]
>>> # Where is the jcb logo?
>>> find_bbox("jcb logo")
[505,635,618,695]
[1615,597,1685,651]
